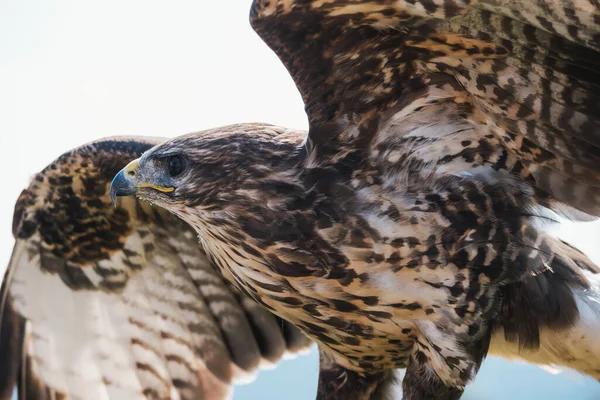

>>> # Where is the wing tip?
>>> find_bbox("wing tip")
[0,284,24,400]
[282,343,315,360]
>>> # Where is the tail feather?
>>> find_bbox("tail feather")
[490,240,600,379]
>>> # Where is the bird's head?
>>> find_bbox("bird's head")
[110,123,305,222]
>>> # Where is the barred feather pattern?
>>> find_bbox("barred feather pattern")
[251,0,600,219]
[0,138,311,400]
[4,1,600,399]
[109,1,600,398]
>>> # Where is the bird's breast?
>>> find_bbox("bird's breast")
[194,200,470,372]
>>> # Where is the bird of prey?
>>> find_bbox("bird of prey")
[3,0,600,399]
[0,136,312,400]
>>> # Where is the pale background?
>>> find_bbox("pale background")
[1,1,600,399]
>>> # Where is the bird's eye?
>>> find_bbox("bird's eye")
[167,155,184,177]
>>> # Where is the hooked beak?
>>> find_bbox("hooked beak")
[110,158,174,206]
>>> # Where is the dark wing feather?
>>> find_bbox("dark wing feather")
[0,270,23,400]
[0,137,311,400]
[250,0,600,217]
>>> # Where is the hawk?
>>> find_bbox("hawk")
[4,0,600,399]
[0,136,312,400]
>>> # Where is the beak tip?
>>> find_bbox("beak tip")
[109,169,137,205]
[110,191,118,207]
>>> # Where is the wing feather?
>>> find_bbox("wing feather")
[0,137,311,400]
[250,0,600,218]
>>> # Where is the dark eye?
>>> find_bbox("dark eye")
[167,155,184,177]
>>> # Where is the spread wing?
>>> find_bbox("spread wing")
[0,138,311,400]
[251,0,600,218]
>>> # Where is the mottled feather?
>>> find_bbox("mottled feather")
[100,1,600,398]
[250,0,600,218]
[4,1,600,399]
[0,137,311,400]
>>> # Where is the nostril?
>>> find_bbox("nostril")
[127,170,136,177]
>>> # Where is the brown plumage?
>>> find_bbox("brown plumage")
[109,1,600,398]
[4,0,600,399]
[0,137,311,400]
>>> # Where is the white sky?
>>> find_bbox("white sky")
[1,1,600,399]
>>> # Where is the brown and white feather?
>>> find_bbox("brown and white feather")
[0,138,311,400]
